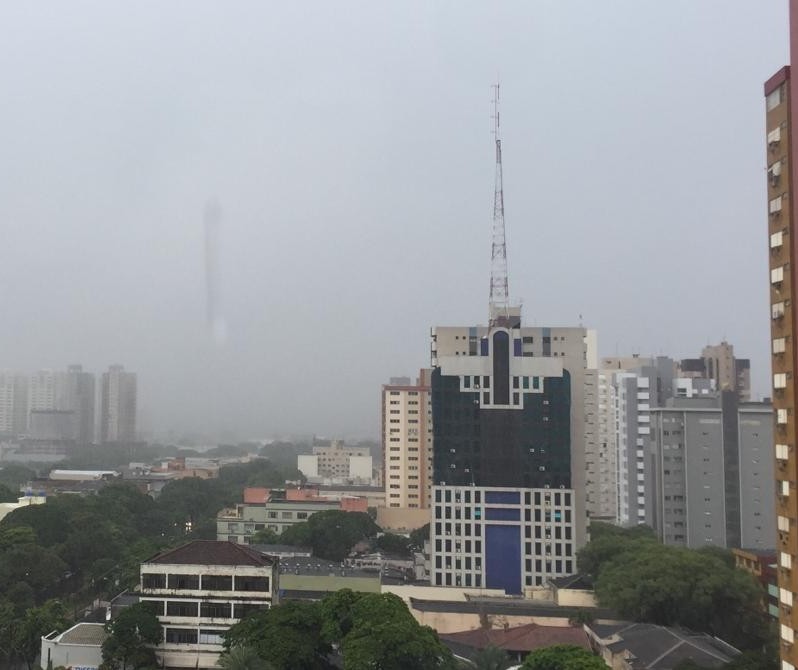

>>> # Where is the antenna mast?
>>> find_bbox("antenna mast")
[489,83,509,323]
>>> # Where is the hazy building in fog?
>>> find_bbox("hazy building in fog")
[0,373,28,436]
[29,410,76,441]
[27,370,67,426]
[100,365,137,443]
[63,365,95,444]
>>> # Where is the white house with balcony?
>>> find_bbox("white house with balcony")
[139,540,278,669]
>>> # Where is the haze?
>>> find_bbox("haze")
[0,1,786,440]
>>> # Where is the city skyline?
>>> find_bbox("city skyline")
[0,2,786,439]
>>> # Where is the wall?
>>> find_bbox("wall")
[376,506,430,531]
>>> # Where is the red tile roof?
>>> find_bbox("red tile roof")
[441,623,590,653]
[144,540,276,567]
[243,487,270,504]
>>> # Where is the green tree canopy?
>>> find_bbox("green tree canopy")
[521,645,606,670]
[250,527,280,545]
[280,511,380,562]
[472,645,512,670]
[101,602,162,670]
[224,601,330,670]
[375,533,411,557]
[409,523,430,551]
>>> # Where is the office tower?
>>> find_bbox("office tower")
[381,372,433,511]
[678,341,751,402]
[100,365,137,443]
[650,393,774,551]
[767,5,798,663]
[63,365,95,445]
[428,87,597,593]
[429,319,596,593]
[29,410,77,441]
[0,373,28,436]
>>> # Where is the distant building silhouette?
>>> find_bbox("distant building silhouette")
[100,365,136,443]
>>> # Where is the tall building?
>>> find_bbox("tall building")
[428,88,597,594]
[429,316,596,593]
[100,365,137,443]
[381,372,433,510]
[0,373,28,436]
[651,393,774,550]
[63,365,95,445]
[678,341,751,402]
[766,5,798,663]
[27,369,67,425]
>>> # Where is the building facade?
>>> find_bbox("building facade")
[765,20,798,662]
[381,372,433,511]
[139,541,278,669]
[0,372,28,436]
[429,310,597,594]
[651,394,774,550]
[100,365,137,443]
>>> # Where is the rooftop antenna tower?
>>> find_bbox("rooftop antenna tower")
[489,83,510,326]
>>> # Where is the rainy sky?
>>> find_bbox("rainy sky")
[0,1,788,441]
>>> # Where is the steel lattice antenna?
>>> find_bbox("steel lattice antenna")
[489,83,509,323]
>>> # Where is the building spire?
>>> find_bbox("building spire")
[489,83,510,324]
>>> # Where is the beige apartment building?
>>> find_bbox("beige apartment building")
[765,24,798,667]
[378,372,433,531]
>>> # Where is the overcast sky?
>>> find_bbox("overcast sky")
[0,1,787,441]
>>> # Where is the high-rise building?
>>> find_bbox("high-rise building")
[63,365,95,445]
[651,393,774,550]
[381,373,433,510]
[27,369,67,426]
[0,373,28,436]
[428,88,597,594]
[678,341,751,402]
[429,313,597,593]
[766,5,798,663]
[100,365,137,443]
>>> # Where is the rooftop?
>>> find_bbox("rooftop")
[144,540,276,567]
[549,574,594,590]
[47,623,108,646]
[588,622,739,668]
[281,557,377,579]
[441,623,590,654]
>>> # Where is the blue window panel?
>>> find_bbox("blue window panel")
[514,339,522,356]
[485,524,521,594]
[485,507,520,521]
[480,338,489,356]
[485,491,520,505]
[532,376,540,390]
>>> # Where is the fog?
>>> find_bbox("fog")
[0,1,786,440]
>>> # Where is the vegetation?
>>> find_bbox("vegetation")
[579,523,774,655]
[375,532,412,556]
[279,510,380,562]
[520,645,606,670]
[225,590,455,670]
[409,523,430,551]
[0,599,70,670]
[100,602,162,670]
[470,645,512,670]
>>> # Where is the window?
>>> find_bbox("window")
[201,575,232,591]
[167,601,199,617]
[142,573,166,589]
[200,602,231,618]
[199,630,226,645]
[774,337,787,354]
[235,576,269,592]
[779,515,791,532]
[234,603,267,618]
[166,628,198,644]
[775,373,788,389]
[768,84,785,110]
[168,574,199,590]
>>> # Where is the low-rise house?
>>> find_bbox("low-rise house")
[279,556,380,599]
[441,622,591,665]
[41,622,107,670]
[216,486,368,543]
[585,622,739,669]
[139,540,278,669]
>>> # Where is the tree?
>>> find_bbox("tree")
[224,601,330,670]
[218,645,274,670]
[521,645,606,670]
[342,618,456,670]
[593,544,770,651]
[0,483,18,503]
[472,645,512,670]
[320,589,363,644]
[375,533,411,557]
[409,523,430,551]
[11,600,70,670]
[101,603,162,670]
[280,511,380,562]
[250,528,280,545]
